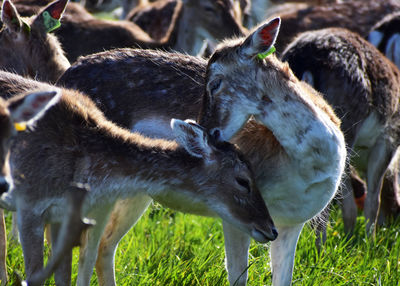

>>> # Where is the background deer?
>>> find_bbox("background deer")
[0,85,62,285]
[260,0,400,53]
[126,0,246,56]
[368,11,400,70]
[0,70,277,285]
[0,0,70,83]
[281,27,400,235]
[58,18,347,286]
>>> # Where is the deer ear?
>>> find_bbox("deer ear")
[241,17,280,58]
[1,0,22,33]
[7,89,62,127]
[33,0,69,33]
[171,119,213,161]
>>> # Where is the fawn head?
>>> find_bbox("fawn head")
[169,119,277,242]
[0,0,70,83]
[198,17,281,141]
[0,90,61,194]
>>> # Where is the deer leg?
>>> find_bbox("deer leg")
[364,138,394,234]
[96,194,152,286]
[340,174,357,235]
[76,204,113,286]
[51,223,72,286]
[0,210,7,286]
[17,207,44,280]
[270,223,304,286]
[222,221,251,286]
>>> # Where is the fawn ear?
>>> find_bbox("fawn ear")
[171,119,214,161]
[7,89,62,127]
[1,0,23,33]
[240,17,280,58]
[33,0,69,33]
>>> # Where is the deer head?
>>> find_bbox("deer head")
[0,89,61,195]
[0,0,70,83]
[155,119,278,242]
[198,17,280,140]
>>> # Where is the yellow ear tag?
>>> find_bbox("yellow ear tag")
[14,122,27,131]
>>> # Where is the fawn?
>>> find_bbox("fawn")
[0,70,277,285]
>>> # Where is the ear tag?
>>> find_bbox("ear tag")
[14,122,27,131]
[42,11,61,33]
[257,45,276,60]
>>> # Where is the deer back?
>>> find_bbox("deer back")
[269,0,400,53]
[282,27,400,145]
[58,48,206,131]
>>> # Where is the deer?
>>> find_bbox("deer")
[368,11,400,70]
[0,85,62,285]
[0,70,277,285]
[281,27,400,236]
[256,0,400,53]
[125,0,246,56]
[0,0,70,83]
[57,17,347,286]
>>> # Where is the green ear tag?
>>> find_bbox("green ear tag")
[257,45,276,60]
[42,11,60,32]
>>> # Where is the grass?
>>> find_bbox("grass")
[4,203,400,285]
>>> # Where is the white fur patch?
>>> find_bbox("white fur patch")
[133,117,175,140]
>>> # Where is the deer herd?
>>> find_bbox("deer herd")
[0,0,399,285]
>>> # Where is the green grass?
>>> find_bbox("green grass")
[4,204,400,285]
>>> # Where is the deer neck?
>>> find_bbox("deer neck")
[175,5,205,55]
[28,33,70,83]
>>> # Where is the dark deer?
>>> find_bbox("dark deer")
[0,0,70,83]
[281,27,400,235]
[58,18,346,286]
[261,0,400,53]
[1,70,276,285]
[126,0,246,55]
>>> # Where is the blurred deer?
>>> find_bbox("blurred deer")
[0,0,70,83]
[368,11,400,70]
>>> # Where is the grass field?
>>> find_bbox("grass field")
[4,203,400,285]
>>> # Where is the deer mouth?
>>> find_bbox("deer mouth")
[251,226,278,243]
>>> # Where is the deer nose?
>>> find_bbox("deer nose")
[0,179,10,194]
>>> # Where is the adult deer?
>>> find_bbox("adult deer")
[0,0,70,83]
[0,86,62,285]
[0,70,277,285]
[58,18,347,286]
[281,27,400,234]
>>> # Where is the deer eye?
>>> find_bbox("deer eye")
[236,177,251,193]
[207,79,222,95]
